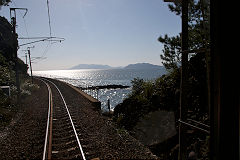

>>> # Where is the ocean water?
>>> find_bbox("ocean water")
[33,68,166,111]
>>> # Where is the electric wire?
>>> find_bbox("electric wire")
[11,0,64,64]
[36,42,51,63]
[34,0,54,63]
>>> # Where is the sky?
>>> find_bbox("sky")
[0,0,181,71]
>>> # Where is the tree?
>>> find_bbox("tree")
[158,1,210,158]
[0,0,11,7]
[158,34,181,70]
[159,0,210,69]
[0,16,28,86]
[158,0,210,119]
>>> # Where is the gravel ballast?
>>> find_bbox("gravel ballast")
[0,78,159,159]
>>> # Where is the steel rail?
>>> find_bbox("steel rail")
[44,78,86,160]
[36,78,52,160]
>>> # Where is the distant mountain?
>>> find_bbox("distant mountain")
[70,63,165,70]
[70,64,113,69]
[124,63,164,70]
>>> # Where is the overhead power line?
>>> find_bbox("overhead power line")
[15,0,65,64]
[18,37,65,40]
[19,37,65,46]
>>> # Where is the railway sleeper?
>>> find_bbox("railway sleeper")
[52,139,77,148]
[53,114,69,119]
[51,146,80,159]
[53,121,72,127]
[52,142,78,151]
[52,134,76,141]
[52,132,75,140]
[52,139,77,147]
[53,114,70,120]
[52,125,73,131]
[67,153,83,160]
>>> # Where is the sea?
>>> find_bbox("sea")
[33,68,166,112]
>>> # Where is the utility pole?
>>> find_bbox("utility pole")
[10,8,20,97]
[25,52,28,64]
[10,8,28,98]
[162,1,189,159]
[27,47,34,84]
[179,0,189,159]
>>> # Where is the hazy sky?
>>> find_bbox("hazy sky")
[0,0,180,71]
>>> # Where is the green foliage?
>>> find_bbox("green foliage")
[158,34,181,70]
[21,79,39,96]
[154,68,181,111]
[0,51,15,86]
[0,15,30,128]
[159,0,210,70]
[157,0,210,122]
[0,16,29,87]
[131,78,145,95]
[0,0,11,7]
[114,70,181,130]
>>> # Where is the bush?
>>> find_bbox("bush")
[20,79,39,98]
[113,70,180,130]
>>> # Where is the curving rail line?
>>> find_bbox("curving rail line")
[39,78,52,160]
[38,77,86,160]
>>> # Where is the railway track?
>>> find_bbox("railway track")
[38,78,86,160]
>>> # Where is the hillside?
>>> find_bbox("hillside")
[70,64,113,69]
[124,63,164,70]
[70,63,164,70]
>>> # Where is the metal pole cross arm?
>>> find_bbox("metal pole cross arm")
[19,37,65,47]
[10,8,28,18]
